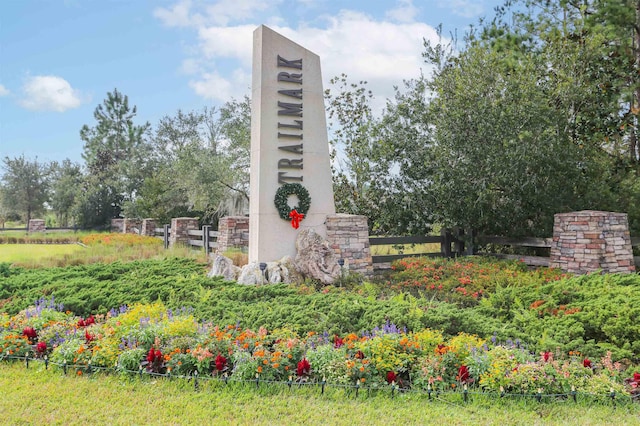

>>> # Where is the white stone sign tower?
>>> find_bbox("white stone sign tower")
[249,25,336,263]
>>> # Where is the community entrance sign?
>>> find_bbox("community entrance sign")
[249,26,336,263]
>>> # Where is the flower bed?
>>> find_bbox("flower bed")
[1,298,637,400]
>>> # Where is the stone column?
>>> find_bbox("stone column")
[217,216,250,252]
[141,219,157,236]
[123,219,142,234]
[325,214,373,277]
[110,219,125,233]
[169,217,199,248]
[28,219,46,233]
[549,210,635,274]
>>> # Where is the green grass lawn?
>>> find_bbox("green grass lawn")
[0,244,83,264]
[1,362,638,426]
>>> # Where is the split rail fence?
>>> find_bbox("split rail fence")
[153,224,640,269]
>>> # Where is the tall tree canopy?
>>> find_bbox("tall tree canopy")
[0,155,50,223]
[130,97,251,224]
[76,89,151,227]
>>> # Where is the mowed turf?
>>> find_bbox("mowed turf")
[0,244,83,264]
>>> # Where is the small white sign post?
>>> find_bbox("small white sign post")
[249,25,336,263]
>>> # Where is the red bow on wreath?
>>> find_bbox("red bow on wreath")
[289,209,305,229]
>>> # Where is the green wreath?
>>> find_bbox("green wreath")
[274,183,311,221]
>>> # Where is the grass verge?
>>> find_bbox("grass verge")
[1,362,638,426]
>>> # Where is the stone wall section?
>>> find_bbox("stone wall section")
[325,214,373,277]
[110,219,124,233]
[217,216,249,252]
[169,217,199,248]
[549,210,635,274]
[122,218,142,234]
[141,219,157,236]
[28,219,45,233]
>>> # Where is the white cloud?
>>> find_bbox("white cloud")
[188,67,250,102]
[154,0,200,27]
[0,84,9,97]
[440,0,485,19]
[386,0,419,23]
[19,75,84,112]
[156,2,443,112]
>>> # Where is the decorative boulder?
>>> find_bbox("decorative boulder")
[279,255,304,284]
[208,254,240,281]
[294,229,341,285]
[237,262,265,285]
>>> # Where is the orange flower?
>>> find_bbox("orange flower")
[359,366,365,372]
[263,359,268,365]
[360,378,366,383]
[257,366,263,373]
[272,363,280,368]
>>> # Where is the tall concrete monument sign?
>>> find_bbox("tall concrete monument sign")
[249,26,336,263]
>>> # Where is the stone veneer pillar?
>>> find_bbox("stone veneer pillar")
[169,217,199,248]
[122,219,142,234]
[28,219,45,233]
[325,214,373,277]
[110,219,125,233]
[217,216,250,252]
[549,211,635,274]
[141,219,157,236]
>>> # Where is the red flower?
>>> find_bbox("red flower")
[457,365,470,382]
[386,371,397,384]
[84,330,95,344]
[77,315,95,328]
[333,335,344,348]
[22,327,37,341]
[542,351,552,362]
[36,341,47,354]
[215,354,227,372]
[583,358,592,368]
[634,372,640,382]
[354,350,365,359]
[147,347,157,363]
[297,358,311,376]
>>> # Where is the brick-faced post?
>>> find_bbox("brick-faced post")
[325,214,373,277]
[169,217,199,248]
[549,211,635,274]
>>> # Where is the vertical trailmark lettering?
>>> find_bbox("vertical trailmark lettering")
[277,55,304,185]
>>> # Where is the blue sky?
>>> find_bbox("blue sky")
[0,0,502,164]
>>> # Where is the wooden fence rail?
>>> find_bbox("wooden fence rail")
[369,232,640,269]
[154,225,219,253]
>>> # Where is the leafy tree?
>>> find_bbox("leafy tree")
[325,75,402,233]
[49,159,83,227]
[77,89,151,227]
[0,156,50,223]
[132,98,251,224]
